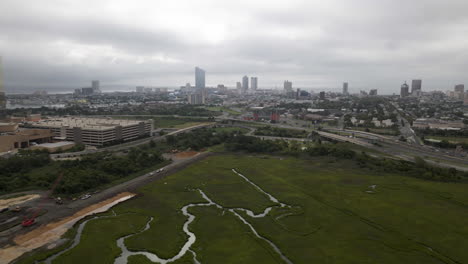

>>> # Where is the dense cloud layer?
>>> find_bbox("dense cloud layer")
[1,0,468,93]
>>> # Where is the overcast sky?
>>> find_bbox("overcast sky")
[1,0,468,94]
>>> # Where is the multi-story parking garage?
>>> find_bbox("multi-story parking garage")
[24,117,153,146]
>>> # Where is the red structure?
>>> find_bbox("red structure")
[22,173,63,227]
[270,112,280,122]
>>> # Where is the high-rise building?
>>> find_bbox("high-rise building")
[369,89,378,96]
[400,81,410,97]
[251,77,258,90]
[236,82,242,93]
[92,80,100,93]
[342,82,349,95]
[188,93,204,105]
[454,84,464,93]
[284,80,293,92]
[454,84,465,100]
[319,91,325,100]
[411,79,422,95]
[81,87,94,95]
[195,67,205,89]
[242,76,249,93]
[136,86,144,93]
[0,57,6,110]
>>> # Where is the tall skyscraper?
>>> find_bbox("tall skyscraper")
[92,80,99,90]
[400,81,409,97]
[454,84,464,93]
[454,84,465,100]
[319,91,325,100]
[136,86,144,93]
[236,82,242,93]
[92,80,101,93]
[284,80,293,92]
[242,76,249,93]
[411,79,422,94]
[369,89,378,96]
[195,67,205,89]
[251,77,258,90]
[0,57,5,110]
[342,82,349,95]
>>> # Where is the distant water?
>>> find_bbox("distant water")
[6,102,66,109]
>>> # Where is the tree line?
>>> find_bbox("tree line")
[0,146,165,195]
[225,135,468,182]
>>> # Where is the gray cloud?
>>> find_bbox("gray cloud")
[1,0,468,94]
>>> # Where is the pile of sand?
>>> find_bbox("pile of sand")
[0,194,40,211]
[0,192,135,264]
[175,151,199,159]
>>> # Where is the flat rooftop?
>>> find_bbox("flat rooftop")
[28,117,151,131]
[35,141,75,148]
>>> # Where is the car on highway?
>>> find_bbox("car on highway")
[80,194,91,200]
[156,168,165,173]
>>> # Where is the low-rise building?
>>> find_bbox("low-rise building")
[30,141,76,153]
[412,118,465,130]
[24,117,153,146]
[381,119,394,127]
[0,129,54,152]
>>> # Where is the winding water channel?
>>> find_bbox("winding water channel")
[43,210,117,264]
[43,169,294,264]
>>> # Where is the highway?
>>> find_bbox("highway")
[323,127,468,170]
[316,131,374,148]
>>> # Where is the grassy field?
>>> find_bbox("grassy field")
[203,106,242,115]
[426,136,468,144]
[24,155,468,264]
[212,127,249,134]
[351,127,400,136]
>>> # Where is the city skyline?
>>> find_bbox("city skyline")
[2,0,468,93]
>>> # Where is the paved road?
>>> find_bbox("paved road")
[391,102,422,145]
[324,127,468,171]
[316,131,374,148]
[0,151,214,248]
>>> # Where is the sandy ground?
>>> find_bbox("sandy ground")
[175,151,200,159]
[0,192,135,264]
[0,195,40,211]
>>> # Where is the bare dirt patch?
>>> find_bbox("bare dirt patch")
[175,151,200,159]
[0,192,135,264]
[0,195,40,211]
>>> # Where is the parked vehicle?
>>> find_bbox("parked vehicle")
[55,197,63,205]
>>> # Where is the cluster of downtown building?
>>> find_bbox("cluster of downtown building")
[400,79,468,104]
[74,80,101,96]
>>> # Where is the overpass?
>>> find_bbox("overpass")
[316,131,374,148]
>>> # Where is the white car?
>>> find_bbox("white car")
[81,194,91,200]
